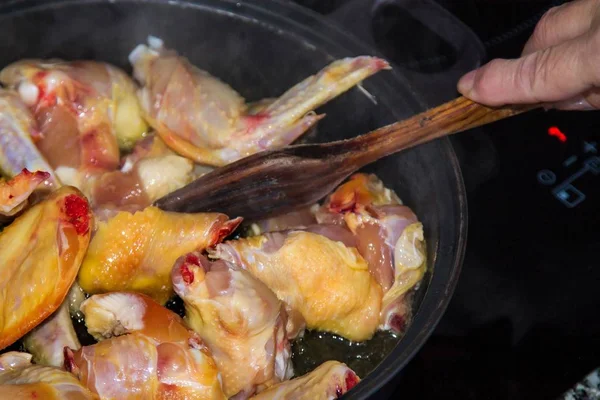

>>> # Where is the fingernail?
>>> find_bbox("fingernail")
[551,96,595,111]
[457,70,477,95]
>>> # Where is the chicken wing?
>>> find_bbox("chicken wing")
[129,36,389,166]
[250,361,359,400]
[213,229,382,342]
[78,206,242,304]
[0,59,148,155]
[65,292,225,400]
[0,59,149,182]
[172,253,293,398]
[0,352,97,399]
[0,169,50,217]
[0,101,84,365]
[0,89,59,190]
[315,173,426,333]
[0,186,92,350]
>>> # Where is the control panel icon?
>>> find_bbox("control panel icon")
[553,184,586,208]
[537,169,556,185]
[585,156,600,173]
[550,156,600,208]
[563,155,577,167]
[584,141,597,154]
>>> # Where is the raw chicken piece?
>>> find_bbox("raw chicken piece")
[0,89,59,189]
[65,292,225,400]
[90,134,194,217]
[0,58,148,158]
[172,253,293,398]
[80,292,191,342]
[0,352,97,399]
[21,281,86,368]
[213,229,382,342]
[0,71,187,215]
[0,186,92,350]
[129,36,390,166]
[78,206,242,304]
[315,173,426,333]
[22,302,80,367]
[250,361,359,400]
[0,65,189,216]
[0,169,50,217]
[0,59,149,200]
[0,103,84,365]
[381,222,426,331]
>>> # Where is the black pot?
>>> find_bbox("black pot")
[0,0,468,398]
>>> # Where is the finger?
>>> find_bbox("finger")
[457,33,598,106]
[550,87,600,110]
[522,0,598,55]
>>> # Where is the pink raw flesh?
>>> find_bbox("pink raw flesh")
[353,222,393,291]
[304,224,356,249]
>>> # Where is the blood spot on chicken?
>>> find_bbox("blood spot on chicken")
[390,314,406,333]
[63,347,78,374]
[243,113,269,134]
[63,194,90,235]
[345,370,359,391]
[33,71,49,103]
[214,217,243,244]
[34,71,48,82]
[185,253,200,266]
[373,58,391,71]
[181,263,194,284]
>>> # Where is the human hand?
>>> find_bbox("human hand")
[457,0,600,110]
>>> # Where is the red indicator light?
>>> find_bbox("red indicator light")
[548,126,567,142]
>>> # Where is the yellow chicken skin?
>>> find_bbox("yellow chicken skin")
[315,173,426,333]
[78,206,242,304]
[172,252,293,398]
[0,352,98,399]
[65,292,225,400]
[213,231,383,342]
[250,361,360,400]
[0,186,92,350]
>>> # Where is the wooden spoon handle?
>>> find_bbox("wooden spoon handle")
[340,96,538,166]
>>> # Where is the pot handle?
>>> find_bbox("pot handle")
[328,0,486,106]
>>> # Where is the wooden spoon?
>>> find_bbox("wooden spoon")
[155,96,537,220]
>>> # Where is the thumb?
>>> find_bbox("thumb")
[457,34,598,107]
